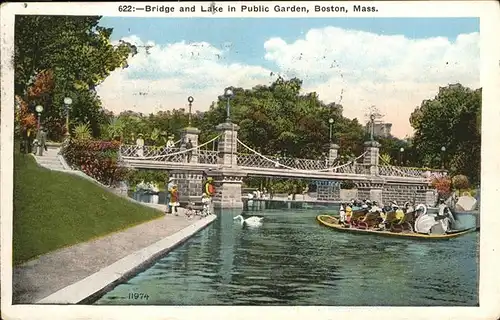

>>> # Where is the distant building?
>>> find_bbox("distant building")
[366,122,393,138]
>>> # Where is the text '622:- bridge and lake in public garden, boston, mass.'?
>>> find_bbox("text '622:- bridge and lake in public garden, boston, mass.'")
[6,10,482,310]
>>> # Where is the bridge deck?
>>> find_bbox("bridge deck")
[122,160,429,184]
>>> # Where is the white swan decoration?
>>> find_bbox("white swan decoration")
[415,203,427,216]
[414,204,456,234]
[234,215,263,227]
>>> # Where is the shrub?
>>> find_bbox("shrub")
[73,123,93,140]
[380,153,392,165]
[125,169,169,189]
[340,180,356,189]
[62,139,129,186]
[431,176,452,198]
[452,174,470,191]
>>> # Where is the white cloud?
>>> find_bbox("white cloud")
[96,26,480,138]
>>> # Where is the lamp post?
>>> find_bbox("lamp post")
[441,146,446,169]
[35,105,44,130]
[399,147,404,165]
[369,114,376,141]
[187,96,194,127]
[63,97,73,137]
[328,118,334,142]
[224,88,234,123]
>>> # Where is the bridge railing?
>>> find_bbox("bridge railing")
[379,165,446,179]
[236,153,331,171]
[120,145,183,158]
[198,150,219,164]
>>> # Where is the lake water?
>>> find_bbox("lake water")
[94,199,479,306]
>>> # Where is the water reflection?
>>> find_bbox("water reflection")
[95,203,478,306]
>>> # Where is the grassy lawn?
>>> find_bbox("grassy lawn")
[13,153,163,265]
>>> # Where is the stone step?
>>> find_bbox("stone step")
[40,163,65,170]
[37,158,62,164]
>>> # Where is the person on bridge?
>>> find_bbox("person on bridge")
[136,133,145,157]
[166,135,175,152]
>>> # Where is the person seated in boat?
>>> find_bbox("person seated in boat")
[350,208,368,225]
[369,201,382,213]
[436,198,456,226]
[390,200,399,211]
[345,206,353,226]
[339,204,346,224]
[352,199,363,209]
[395,205,405,222]
[361,200,371,212]
[359,201,384,228]
[403,201,413,213]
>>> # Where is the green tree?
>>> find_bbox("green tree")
[200,77,365,160]
[14,15,136,141]
[410,84,481,184]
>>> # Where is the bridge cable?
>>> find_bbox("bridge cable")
[237,138,367,173]
[121,135,221,160]
[378,155,426,178]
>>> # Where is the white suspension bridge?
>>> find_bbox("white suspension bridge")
[118,134,444,183]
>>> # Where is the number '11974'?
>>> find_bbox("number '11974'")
[129,292,150,300]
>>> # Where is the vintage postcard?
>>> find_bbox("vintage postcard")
[1,1,499,320]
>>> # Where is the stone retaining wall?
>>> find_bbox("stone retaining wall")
[383,183,429,205]
[313,181,434,205]
[316,184,340,200]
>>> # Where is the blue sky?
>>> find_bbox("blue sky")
[100,17,479,70]
[96,17,480,137]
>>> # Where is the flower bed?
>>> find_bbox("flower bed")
[62,139,129,186]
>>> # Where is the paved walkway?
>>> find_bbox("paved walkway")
[13,207,210,304]
[33,147,66,170]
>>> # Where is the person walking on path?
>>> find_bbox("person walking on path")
[35,126,47,156]
[165,177,175,214]
[168,181,180,216]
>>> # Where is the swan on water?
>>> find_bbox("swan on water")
[233,215,263,227]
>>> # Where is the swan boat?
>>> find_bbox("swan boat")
[316,214,477,241]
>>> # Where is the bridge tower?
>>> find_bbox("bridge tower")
[173,126,204,204]
[211,122,245,209]
[360,140,385,204]
[327,143,340,166]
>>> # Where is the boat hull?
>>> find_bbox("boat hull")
[316,214,477,240]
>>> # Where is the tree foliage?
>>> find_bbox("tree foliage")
[14,15,136,141]
[410,84,481,184]
[431,176,452,198]
[198,77,365,159]
[452,174,470,191]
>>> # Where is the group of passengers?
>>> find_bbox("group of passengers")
[338,199,416,231]
[338,198,453,232]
